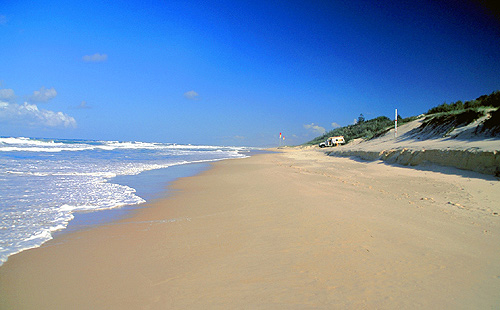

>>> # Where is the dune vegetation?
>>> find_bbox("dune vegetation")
[306,90,500,145]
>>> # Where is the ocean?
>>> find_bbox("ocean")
[0,137,250,265]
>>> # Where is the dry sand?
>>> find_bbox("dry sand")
[1,148,499,309]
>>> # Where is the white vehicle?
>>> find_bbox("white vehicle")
[319,136,345,148]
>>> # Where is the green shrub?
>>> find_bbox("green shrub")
[306,116,393,145]
[427,91,500,115]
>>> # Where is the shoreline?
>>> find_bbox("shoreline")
[60,150,271,237]
[54,162,212,238]
[0,162,213,267]
[1,149,499,309]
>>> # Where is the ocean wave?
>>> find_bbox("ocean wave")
[0,137,251,153]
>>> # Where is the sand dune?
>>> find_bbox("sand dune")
[326,116,500,175]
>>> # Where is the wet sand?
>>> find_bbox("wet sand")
[1,148,499,309]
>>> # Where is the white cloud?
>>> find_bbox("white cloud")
[82,53,108,62]
[331,122,341,128]
[184,90,199,100]
[29,86,57,102]
[0,88,15,102]
[0,101,76,128]
[77,100,91,109]
[303,123,326,135]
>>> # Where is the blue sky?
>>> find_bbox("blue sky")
[1,0,499,146]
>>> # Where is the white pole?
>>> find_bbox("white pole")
[395,108,398,138]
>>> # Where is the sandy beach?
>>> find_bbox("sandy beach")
[1,148,499,309]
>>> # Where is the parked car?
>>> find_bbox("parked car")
[319,136,345,147]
